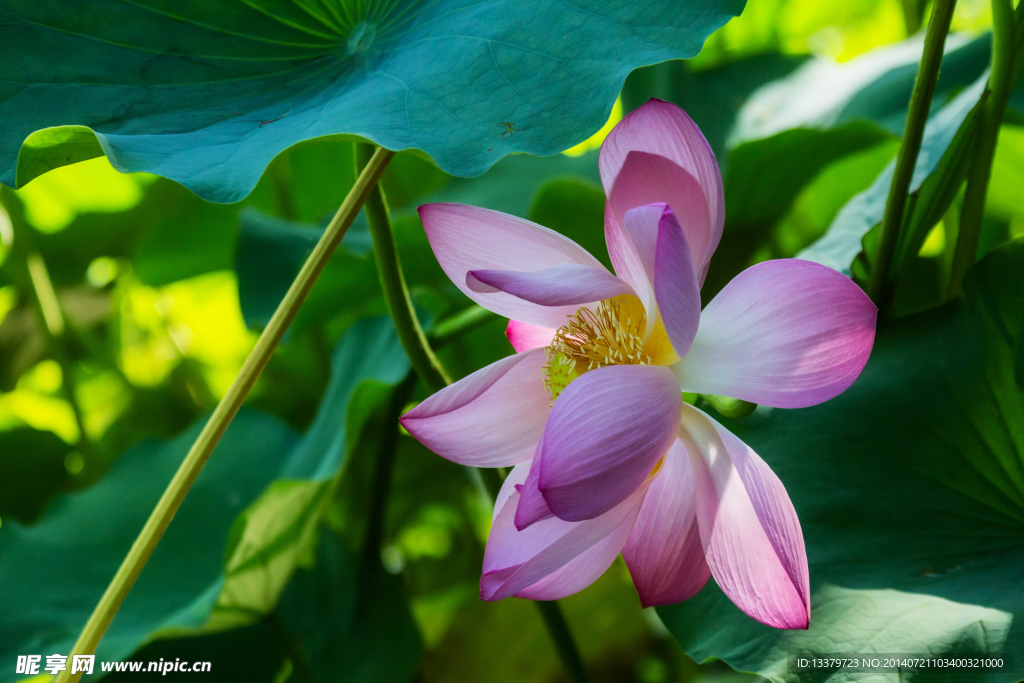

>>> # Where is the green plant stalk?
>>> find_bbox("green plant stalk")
[355,143,591,683]
[1013,0,1024,88]
[428,304,496,347]
[868,0,957,306]
[535,601,591,683]
[357,143,450,392]
[14,229,97,471]
[360,372,418,578]
[948,0,1019,297]
[54,146,395,683]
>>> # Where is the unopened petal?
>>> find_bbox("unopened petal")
[538,365,682,521]
[600,99,724,270]
[674,259,877,408]
[400,349,549,467]
[654,205,701,357]
[419,203,604,328]
[506,320,556,353]
[605,153,712,289]
[623,439,710,607]
[681,404,810,630]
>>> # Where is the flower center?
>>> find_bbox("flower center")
[543,295,652,402]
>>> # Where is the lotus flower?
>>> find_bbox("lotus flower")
[400,99,876,629]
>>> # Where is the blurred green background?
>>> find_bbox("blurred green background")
[2,0,1022,680]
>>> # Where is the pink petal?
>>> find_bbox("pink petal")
[622,439,711,607]
[654,205,701,357]
[606,202,663,320]
[604,204,654,323]
[673,259,877,409]
[481,483,648,601]
[400,349,549,467]
[681,404,810,630]
[493,462,531,522]
[467,264,633,307]
[539,365,682,522]
[605,153,712,288]
[506,320,556,353]
[515,453,554,530]
[600,100,724,270]
[419,203,605,328]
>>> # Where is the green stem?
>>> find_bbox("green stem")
[357,144,589,683]
[534,601,591,683]
[54,146,395,683]
[429,304,496,348]
[867,0,957,306]
[13,228,98,471]
[360,373,417,577]
[948,0,1019,297]
[263,610,318,683]
[1013,1,1024,88]
[356,143,450,393]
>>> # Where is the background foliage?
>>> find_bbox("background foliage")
[2,0,1023,681]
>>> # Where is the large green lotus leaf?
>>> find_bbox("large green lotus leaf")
[0,0,743,203]
[0,427,73,523]
[658,238,1024,682]
[0,317,410,681]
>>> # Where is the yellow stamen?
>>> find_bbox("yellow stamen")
[647,455,666,481]
[543,295,651,402]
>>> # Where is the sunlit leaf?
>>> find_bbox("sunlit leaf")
[798,72,987,274]
[0,317,410,682]
[14,157,154,233]
[731,33,994,144]
[621,53,807,159]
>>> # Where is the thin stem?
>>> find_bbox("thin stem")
[901,0,923,35]
[360,373,417,573]
[356,143,450,393]
[868,0,957,306]
[1013,1,1024,88]
[54,146,395,683]
[428,304,496,348]
[263,611,318,683]
[13,228,98,471]
[534,601,591,683]
[948,0,1019,297]
[25,250,64,336]
[356,143,589,683]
